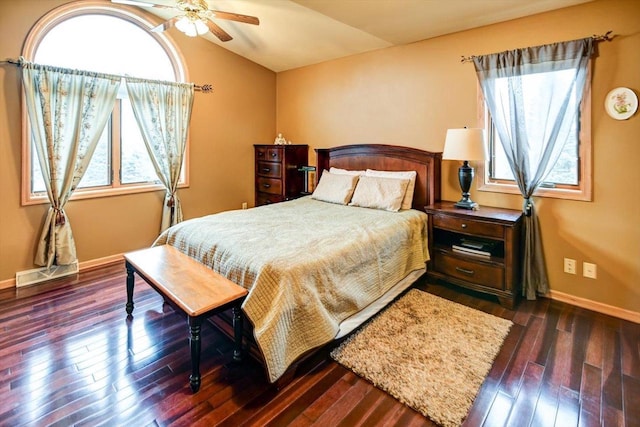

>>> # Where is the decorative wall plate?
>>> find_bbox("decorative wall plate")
[605,87,638,120]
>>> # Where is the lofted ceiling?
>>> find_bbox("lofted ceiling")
[137,0,593,72]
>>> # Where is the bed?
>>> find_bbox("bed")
[154,144,442,384]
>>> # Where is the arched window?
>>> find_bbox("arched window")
[22,1,189,204]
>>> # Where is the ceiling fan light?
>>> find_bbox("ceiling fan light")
[175,15,191,33]
[175,16,199,37]
[184,25,198,37]
[194,19,208,35]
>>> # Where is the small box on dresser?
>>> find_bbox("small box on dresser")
[255,144,308,206]
[425,202,523,309]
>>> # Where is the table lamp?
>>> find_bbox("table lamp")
[442,128,486,209]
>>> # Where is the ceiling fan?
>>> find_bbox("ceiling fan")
[111,0,260,42]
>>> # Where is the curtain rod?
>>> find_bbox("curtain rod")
[1,57,213,93]
[460,30,613,63]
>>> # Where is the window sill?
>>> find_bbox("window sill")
[478,181,591,202]
[22,182,188,206]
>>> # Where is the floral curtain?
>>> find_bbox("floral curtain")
[125,77,194,232]
[22,61,121,268]
[472,38,594,299]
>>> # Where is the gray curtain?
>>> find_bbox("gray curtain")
[472,38,594,299]
[22,61,121,268]
[125,77,194,232]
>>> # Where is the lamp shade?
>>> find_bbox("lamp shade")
[442,128,486,161]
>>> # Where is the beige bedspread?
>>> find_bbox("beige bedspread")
[154,197,429,382]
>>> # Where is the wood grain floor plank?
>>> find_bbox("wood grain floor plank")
[620,320,640,379]
[602,326,623,412]
[256,362,346,426]
[622,374,640,426]
[481,390,514,427]
[287,370,355,425]
[500,315,544,397]
[504,361,544,426]
[554,386,580,427]
[310,378,372,426]
[530,382,561,427]
[580,362,602,420]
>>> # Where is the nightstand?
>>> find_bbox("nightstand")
[425,202,523,308]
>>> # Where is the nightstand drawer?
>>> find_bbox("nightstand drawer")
[433,214,504,239]
[256,177,282,194]
[257,161,281,178]
[434,252,504,290]
[256,192,284,205]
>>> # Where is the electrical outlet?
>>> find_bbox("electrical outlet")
[564,258,576,274]
[241,202,248,210]
[583,262,597,279]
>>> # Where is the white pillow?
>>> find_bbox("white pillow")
[329,167,365,176]
[311,171,359,205]
[365,169,417,210]
[349,175,410,212]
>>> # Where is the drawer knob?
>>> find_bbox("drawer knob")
[271,152,277,158]
[461,223,467,229]
[262,168,271,173]
[258,152,264,157]
[263,183,271,188]
[455,266,475,276]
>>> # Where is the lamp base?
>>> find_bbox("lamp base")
[454,161,478,209]
[454,199,478,210]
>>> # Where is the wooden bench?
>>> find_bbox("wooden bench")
[124,245,248,392]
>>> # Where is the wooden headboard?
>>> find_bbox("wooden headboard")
[315,144,442,210]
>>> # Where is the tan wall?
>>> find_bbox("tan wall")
[276,0,640,312]
[0,0,276,282]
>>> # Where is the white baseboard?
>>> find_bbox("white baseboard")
[548,290,640,324]
[0,254,124,291]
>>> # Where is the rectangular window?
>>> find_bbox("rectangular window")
[477,76,592,201]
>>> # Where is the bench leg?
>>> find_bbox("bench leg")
[233,305,244,362]
[125,262,135,315]
[188,316,202,392]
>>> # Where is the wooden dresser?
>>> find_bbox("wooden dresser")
[254,144,308,206]
[425,202,523,308]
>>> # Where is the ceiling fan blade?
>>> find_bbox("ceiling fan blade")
[111,0,174,9]
[209,10,260,25]
[204,19,233,42]
[151,16,179,33]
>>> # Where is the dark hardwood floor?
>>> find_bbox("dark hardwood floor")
[0,262,638,426]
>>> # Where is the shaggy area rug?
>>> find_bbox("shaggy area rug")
[330,289,513,427]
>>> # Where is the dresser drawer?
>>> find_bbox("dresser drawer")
[257,161,281,178]
[256,147,282,162]
[256,192,284,205]
[256,177,282,195]
[433,214,504,239]
[433,252,504,290]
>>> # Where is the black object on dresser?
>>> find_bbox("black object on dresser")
[254,144,308,206]
[425,202,523,309]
